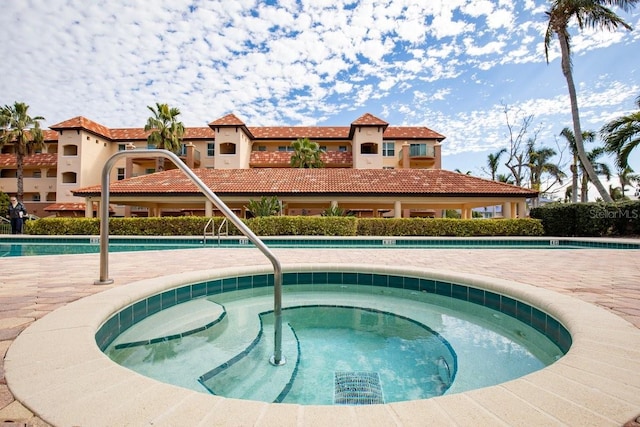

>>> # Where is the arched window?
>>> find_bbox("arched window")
[220,143,236,155]
[360,142,378,154]
[62,172,77,183]
[63,144,78,156]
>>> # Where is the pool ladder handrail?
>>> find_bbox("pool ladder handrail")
[203,217,228,246]
[95,149,286,366]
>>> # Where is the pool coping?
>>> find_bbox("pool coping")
[5,263,640,426]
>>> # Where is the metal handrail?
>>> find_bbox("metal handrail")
[217,217,228,246]
[94,149,285,366]
[203,217,214,243]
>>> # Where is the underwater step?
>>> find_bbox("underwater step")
[111,298,226,348]
[198,320,300,403]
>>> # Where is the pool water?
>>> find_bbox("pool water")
[105,285,563,405]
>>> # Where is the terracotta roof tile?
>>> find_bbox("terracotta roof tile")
[73,168,537,197]
[384,127,445,140]
[49,116,112,139]
[250,151,352,167]
[351,113,389,126]
[250,127,351,139]
[108,127,215,142]
[44,202,111,212]
[209,114,246,126]
[0,153,57,167]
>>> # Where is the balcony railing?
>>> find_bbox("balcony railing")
[398,144,436,159]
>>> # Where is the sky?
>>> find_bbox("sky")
[1,0,639,200]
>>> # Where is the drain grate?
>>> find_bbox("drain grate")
[334,371,384,405]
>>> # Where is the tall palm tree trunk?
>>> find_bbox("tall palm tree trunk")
[558,31,613,202]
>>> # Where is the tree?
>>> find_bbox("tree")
[559,127,597,202]
[615,165,639,199]
[579,146,611,202]
[144,103,185,172]
[0,102,45,200]
[496,173,514,184]
[485,148,507,180]
[602,94,640,170]
[290,137,324,168]
[527,140,565,207]
[502,104,539,187]
[544,0,638,203]
[454,169,472,175]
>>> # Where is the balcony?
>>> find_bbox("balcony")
[402,144,435,159]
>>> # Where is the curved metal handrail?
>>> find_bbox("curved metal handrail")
[94,149,285,365]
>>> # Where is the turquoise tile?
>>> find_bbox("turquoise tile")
[420,278,436,294]
[451,284,468,301]
[531,307,547,334]
[343,272,358,285]
[147,294,162,316]
[161,290,177,309]
[132,300,147,323]
[207,279,222,295]
[403,276,419,291]
[435,281,451,297]
[237,275,252,291]
[501,296,517,318]
[253,274,269,288]
[119,305,134,331]
[312,272,328,284]
[327,272,342,284]
[222,277,237,293]
[283,272,298,285]
[191,282,206,298]
[388,275,404,289]
[357,273,373,286]
[485,292,501,311]
[468,288,484,306]
[372,274,388,287]
[177,286,191,304]
[298,272,313,285]
[516,301,532,325]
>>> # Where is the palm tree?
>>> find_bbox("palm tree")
[486,148,507,180]
[454,169,472,175]
[290,137,324,168]
[527,141,565,195]
[544,0,638,203]
[616,165,639,199]
[559,127,597,203]
[0,102,45,200]
[496,173,514,184]
[580,146,611,202]
[144,103,185,172]
[602,94,640,170]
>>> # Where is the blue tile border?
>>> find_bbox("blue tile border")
[96,271,572,355]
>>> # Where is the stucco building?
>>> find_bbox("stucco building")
[0,112,536,219]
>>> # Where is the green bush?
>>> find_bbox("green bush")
[246,216,357,236]
[530,201,640,236]
[24,215,544,237]
[357,218,543,236]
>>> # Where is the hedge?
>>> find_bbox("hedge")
[24,216,543,237]
[529,200,640,236]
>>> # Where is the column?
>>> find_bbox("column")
[502,201,512,219]
[394,200,402,218]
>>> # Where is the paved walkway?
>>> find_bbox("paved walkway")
[1,246,639,426]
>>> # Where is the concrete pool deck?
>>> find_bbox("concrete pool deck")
[1,244,640,426]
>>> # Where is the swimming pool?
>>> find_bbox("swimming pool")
[1,235,638,256]
[98,269,568,405]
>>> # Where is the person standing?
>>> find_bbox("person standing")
[7,196,27,234]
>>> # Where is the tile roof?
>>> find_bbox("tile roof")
[42,113,444,142]
[44,202,111,212]
[250,151,352,167]
[73,168,538,198]
[351,113,389,126]
[208,113,246,126]
[0,153,57,167]
[49,116,112,139]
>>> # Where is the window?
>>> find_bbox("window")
[256,145,267,151]
[62,145,78,156]
[118,144,126,151]
[319,146,327,152]
[383,166,395,170]
[32,194,41,201]
[338,146,347,152]
[32,170,42,178]
[207,142,215,157]
[61,172,77,183]
[117,168,125,180]
[220,143,236,155]
[145,168,155,174]
[179,144,187,156]
[147,143,157,149]
[360,143,378,154]
[383,141,395,157]
[278,146,294,152]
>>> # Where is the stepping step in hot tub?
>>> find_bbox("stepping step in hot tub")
[111,298,226,348]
